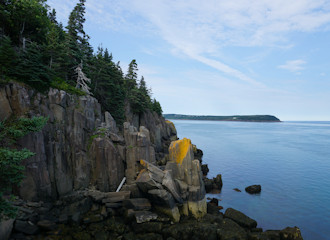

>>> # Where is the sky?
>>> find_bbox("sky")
[47,0,330,121]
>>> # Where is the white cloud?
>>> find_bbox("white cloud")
[278,60,307,72]
[47,0,330,86]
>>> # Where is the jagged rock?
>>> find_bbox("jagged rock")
[192,144,203,161]
[201,164,209,176]
[104,111,119,134]
[147,189,177,209]
[280,227,303,240]
[165,120,177,140]
[233,188,242,192]
[224,208,257,229]
[0,218,14,240]
[147,189,180,222]
[140,159,165,183]
[166,138,207,219]
[123,198,152,211]
[134,211,158,224]
[121,183,144,198]
[124,123,156,184]
[204,174,223,193]
[245,185,262,194]
[214,174,223,190]
[14,220,39,235]
[136,169,163,193]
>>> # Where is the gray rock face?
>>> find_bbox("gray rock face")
[90,137,125,192]
[0,83,121,201]
[124,123,156,184]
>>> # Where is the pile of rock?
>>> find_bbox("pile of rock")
[2,189,303,240]
[135,137,207,222]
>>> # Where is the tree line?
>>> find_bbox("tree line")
[0,0,163,124]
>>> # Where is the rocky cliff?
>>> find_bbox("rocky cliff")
[0,82,177,202]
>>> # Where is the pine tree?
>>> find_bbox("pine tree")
[0,35,17,82]
[0,116,48,219]
[125,59,138,92]
[65,0,93,84]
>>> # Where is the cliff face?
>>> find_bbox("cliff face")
[0,83,176,201]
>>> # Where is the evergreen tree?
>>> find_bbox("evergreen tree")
[152,99,163,115]
[125,59,138,92]
[65,0,92,84]
[0,0,51,48]
[0,116,47,219]
[14,41,51,91]
[0,35,17,82]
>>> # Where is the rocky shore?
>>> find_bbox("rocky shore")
[0,83,303,239]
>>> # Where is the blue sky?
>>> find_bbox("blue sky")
[48,0,330,121]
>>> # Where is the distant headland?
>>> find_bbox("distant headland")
[163,114,281,122]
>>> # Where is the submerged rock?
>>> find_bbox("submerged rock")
[245,185,261,194]
[233,188,242,192]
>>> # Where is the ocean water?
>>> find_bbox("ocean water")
[172,120,330,240]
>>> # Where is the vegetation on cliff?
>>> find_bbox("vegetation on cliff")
[164,114,281,122]
[0,0,162,124]
[0,116,47,219]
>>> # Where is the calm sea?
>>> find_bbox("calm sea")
[172,120,330,240]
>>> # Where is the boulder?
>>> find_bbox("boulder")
[224,208,257,229]
[203,175,222,193]
[136,169,163,193]
[280,227,303,240]
[147,189,180,222]
[217,218,247,240]
[245,185,261,194]
[134,211,158,224]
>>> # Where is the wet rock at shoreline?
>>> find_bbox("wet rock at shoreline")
[245,185,261,194]
[204,174,223,193]
[224,208,257,229]
[201,164,209,176]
